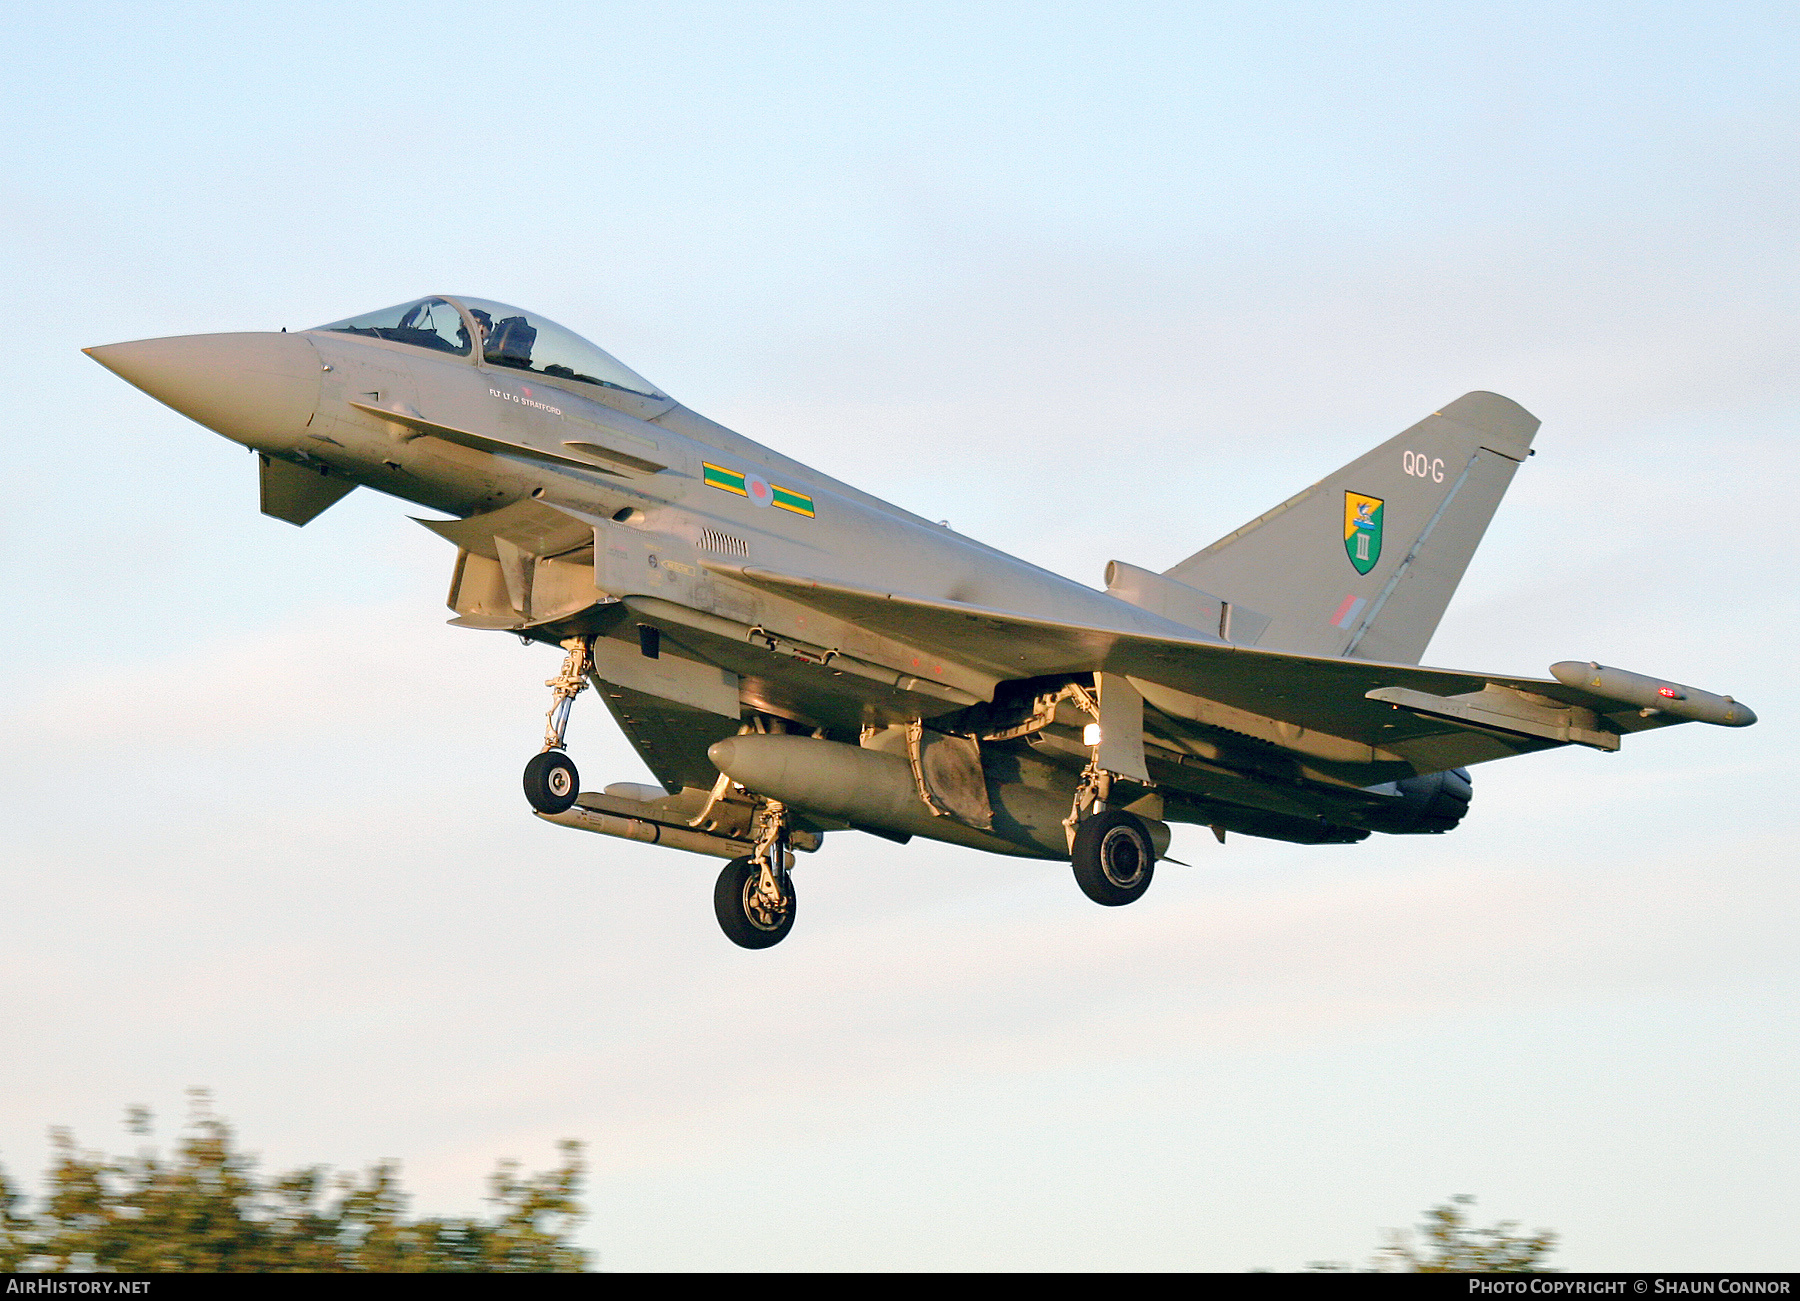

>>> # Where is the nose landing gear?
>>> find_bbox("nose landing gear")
[523,637,591,815]
[523,750,579,814]
[714,799,797,948]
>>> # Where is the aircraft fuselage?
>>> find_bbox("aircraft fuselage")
[86,295,1755,948]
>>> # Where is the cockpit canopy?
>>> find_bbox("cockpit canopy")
[317,296,471,355]
[312,296,665,399]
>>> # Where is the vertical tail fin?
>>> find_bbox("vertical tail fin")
[1164,392,1539,664]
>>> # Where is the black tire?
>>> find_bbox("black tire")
[1071,810,1155,906]
[523,750,579,814]
[713,856,796,949]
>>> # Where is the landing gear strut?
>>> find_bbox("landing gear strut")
[714,799,797,948]
[523,637,590,815]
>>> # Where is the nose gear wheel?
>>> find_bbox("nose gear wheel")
[523,749,579,814]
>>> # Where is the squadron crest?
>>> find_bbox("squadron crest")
[1344,491,1383,575]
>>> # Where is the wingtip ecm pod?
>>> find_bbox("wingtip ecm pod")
[1550,661,1757,727]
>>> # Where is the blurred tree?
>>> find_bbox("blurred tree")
[0,1163,33,1271]
[0,1091,588,1272]
[1306,1194,1557,1272]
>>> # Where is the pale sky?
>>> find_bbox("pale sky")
[2,0,1795,1271]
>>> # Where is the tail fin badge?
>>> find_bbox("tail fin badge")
[1344,492,1384,575]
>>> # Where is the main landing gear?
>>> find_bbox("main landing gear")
[714,798,796,949]
[523,637,590,815]
[1064,741,1155,907]
[1071,809,1155,906]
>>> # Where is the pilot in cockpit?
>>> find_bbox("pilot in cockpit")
[483,314,539,370]
[313,297,666,399]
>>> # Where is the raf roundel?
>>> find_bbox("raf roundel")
[744,474,775,508]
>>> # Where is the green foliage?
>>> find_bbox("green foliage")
[1308,1194,1558,1273]
[0,1091,589,1273]
[1,1162,35,1272]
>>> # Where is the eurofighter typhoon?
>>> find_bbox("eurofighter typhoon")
[86,297,1757,948]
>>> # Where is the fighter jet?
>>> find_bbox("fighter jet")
[86,296,1757,948]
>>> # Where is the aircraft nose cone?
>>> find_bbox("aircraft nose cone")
[85,331,321,449]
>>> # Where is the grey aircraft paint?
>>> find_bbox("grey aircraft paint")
[85,294,1758,947]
